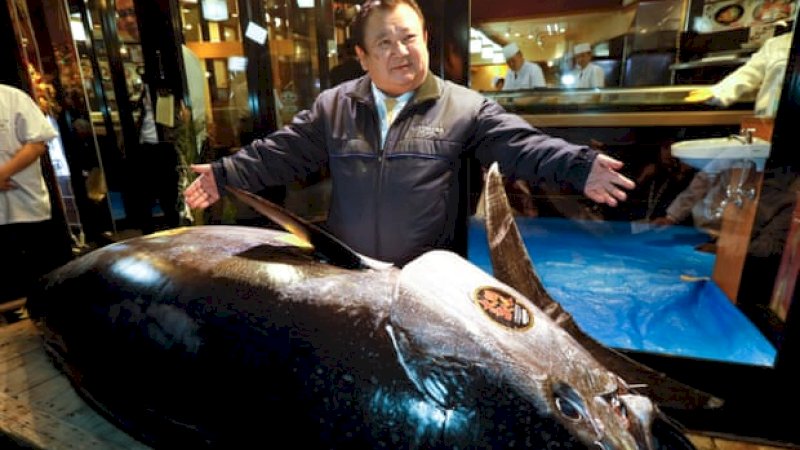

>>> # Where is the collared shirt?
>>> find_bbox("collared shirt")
[0,84,59,224]
[370,83,413,147]
[711,32,792,117]
[502,60,546,90]
[576,62,605,88]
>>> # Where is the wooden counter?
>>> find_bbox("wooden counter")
[483,85,756,129]
[521,110,752,128]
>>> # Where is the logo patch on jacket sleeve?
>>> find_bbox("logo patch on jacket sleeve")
[473,286,532,329]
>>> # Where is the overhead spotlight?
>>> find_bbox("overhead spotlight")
[470,39,482,53]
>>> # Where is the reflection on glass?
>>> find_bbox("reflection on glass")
[468,3,797,368]
[180,0,247,148]
[263,0,322,127]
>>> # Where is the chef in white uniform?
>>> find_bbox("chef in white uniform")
[574,42,605,88]
[501,42,546,90]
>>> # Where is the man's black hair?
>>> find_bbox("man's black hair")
[350,0,425,54]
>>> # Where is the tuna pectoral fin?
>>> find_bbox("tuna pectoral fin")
[481,163,722,410]
[225,186,370,270]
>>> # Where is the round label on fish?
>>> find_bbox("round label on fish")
[473,286,532,330]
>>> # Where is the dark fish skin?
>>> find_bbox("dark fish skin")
[25,225,696,450]
[25,227,585,448]
[24,181,698,450]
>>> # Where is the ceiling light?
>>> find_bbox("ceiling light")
[470,39,481,53]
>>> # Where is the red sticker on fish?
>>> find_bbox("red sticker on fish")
[473,286,533,330]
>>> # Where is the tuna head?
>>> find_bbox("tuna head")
[388,250,678,449]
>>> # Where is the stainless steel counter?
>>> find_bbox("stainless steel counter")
[482,85,756,127]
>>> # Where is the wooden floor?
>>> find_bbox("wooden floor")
[0,317,149,449]
[0,303,795,450]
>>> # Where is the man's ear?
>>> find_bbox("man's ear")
[355,45,368,71]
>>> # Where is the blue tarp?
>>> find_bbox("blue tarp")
[468,217,777,367]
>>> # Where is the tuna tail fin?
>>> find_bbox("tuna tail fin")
[226,186,387,270]
[482,162,723,410]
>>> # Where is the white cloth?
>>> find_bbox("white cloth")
[502,42,520,60]
[371,83,413,147]
[502,60,546,90]
[0,84,59,224]
[576,62,605,88]
[574,43,592,55]
[139,85,159,144]
[711,32,792,117]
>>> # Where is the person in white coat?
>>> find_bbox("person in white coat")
[0,83,67,302]
[574,42,605,88]
[501,42,546,90]
[685,31,792,117]
[654,31,793,231]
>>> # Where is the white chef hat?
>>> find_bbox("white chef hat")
[574,42,592,55]
[502,42,520,60]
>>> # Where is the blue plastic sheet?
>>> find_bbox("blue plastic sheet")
[468,217,777,366]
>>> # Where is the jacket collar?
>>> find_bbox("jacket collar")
[348,71,442,107]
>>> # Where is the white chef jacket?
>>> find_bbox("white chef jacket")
[0,84,59,224]
[503,60,546,90]
[576,62,605,88]
[711,32,792,117]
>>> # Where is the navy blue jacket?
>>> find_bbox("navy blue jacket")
[213,73,598,266]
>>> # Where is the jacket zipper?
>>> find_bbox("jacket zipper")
[374,102,409,259]
[375,104,385,258]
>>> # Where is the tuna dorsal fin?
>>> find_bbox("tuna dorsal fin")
[482,163,722,410]
[226,186,376,270]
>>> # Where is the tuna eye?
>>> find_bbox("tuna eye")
[555,396,582,421]
[553,382,585,422]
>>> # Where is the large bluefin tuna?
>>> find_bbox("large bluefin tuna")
[26,165,708,449]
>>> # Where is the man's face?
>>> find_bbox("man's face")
[506,53,523,72]
[116,0,139,41]
[355,3,429,97]
[575,52,591,69]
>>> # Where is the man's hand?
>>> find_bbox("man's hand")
[184,164,220,209]
[0,167,16,191]
[0,178,17,191]
[583,154,636,207]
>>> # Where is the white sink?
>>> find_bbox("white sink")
[671,136,771,173]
